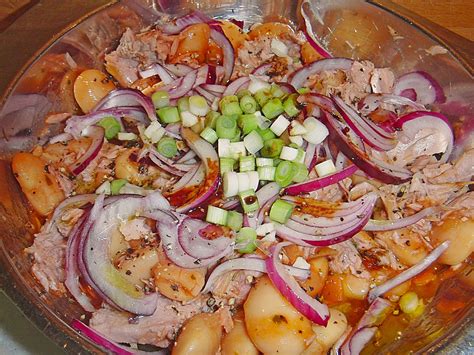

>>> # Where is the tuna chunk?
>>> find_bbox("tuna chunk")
[90,296,207,348]
[25,225,67,293]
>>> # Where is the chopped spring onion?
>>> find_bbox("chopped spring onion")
[302,117,329,145]
[289,144,306,163]
[247,171,260,191]
[181,111,199,127]
[254,89,272,107]
[243,130,264,154]
[258,166,276,181]
[95,180,111,195]
[110,179,127,195]
[157,106,180,123]
[256,157,274,167]
[269,199,294,224]
[97,116,121,140]
[275,160,295,187]
[248,76,271,94]
[200,127,218,144]
[238,114,259,135]
[237,89,252,99]
[291,162,309,183]
[144,121,165,144]
[205,110,220,129]
[216,115,238,139]
[189,95,210,116]
[240,155,256,172]
[256,127,276,142]
[220,95,243,116]
[230,141,247,160]
[239,189,260,213]
[151,90,170,109]
[236,227,257,254]
[261,138,284,158]
[220,157,235,174]
[255,222,275,236]
[270,114,291,136]
[399,292,420,315]
[297,87,310,94]
[177,96,190,113]
[240,95,258,114]
[218,138,232,158]
[262,98,284,119]
[271,83,286,98]
[280,146,299,161]
[237,172,250,192]
[223,171,239,197]
[283,94,300,117]
[230,128,242,142]
[288,135,304,146]
[206,205,229,226]
[157,137,178,158]
[226,211,243,232]
[117,132,138,141]
[290,121,308,136]
[315,159,337,177]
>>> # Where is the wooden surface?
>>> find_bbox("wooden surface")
[391,0,474,41]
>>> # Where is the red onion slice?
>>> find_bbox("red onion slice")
[209,25,234,83]
[266,242,330,325]
[368,241,450,303]
[164,63,194,77]
[276,82,297,95]
[251,63,272,75]
[82,196,158,315]
[178,217,233,259]
[201,256,310,294]
[289,58,353,89]
[393,71,446,105]
[175,128,220,213]
[71,319,137,355]
[393,111,454,164]
[160,69,197,99]
[321,110,412,184]
[65,214,96,312]
[284,164,358,196]
[93,89,157,121]
[168,164,205,195]
[298,93,338,116]
[68,126,104,176]
[195,86,218,103]
[303,143,317,169]
[301,0,332,58]
[358,94,425,116]
[201,84,226,94]
[364,206,439,232]
[340,297,393,355]
[146,210,232,269]
[139,63,175,83]
[332,95,397,151]
[46,194,97,233]
[222,76,250,96]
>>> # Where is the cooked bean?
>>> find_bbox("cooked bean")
[430,215,474,266]
[310,309,348,350]
[73,69,115,113]
[221,317,258,355]
[342,274,370,300]
[172,312,222,355]
[12,152,64,216]
[244,276,313,355]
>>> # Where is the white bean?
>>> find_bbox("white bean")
[172,313,222,355]
[244,276,314,355]
[221,317,258,355]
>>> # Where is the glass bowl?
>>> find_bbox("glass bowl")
[0,0,472,353]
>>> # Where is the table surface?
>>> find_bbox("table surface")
[0,1,472,354]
